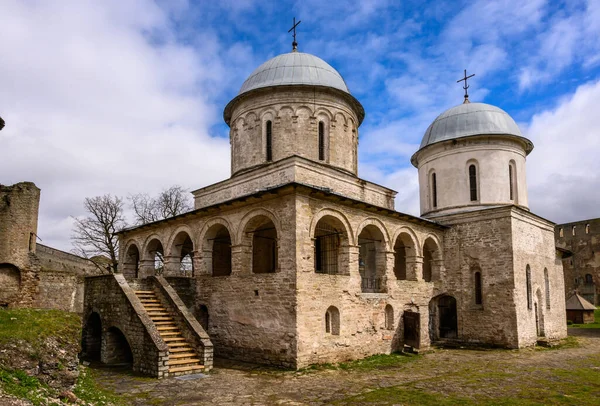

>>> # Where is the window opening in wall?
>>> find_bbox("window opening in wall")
[422,238,438,283]
[526,265,532,310]
[431,172,437,208]
[586,224,590,234]
[385,304,394,330]
[572,226,576,236]
[179,235,194,276]
[559,228,564,237]
[358,226,386,293]
[266,120,273,162]
[249,218,277,274]
[469,164,477,201]
[509,165,513,200]
[315,222,340,274]
[29,232,35,252]
[474,271,482,305]
[585,273,594,284]
[325,306,340,335]
[544,268,550,309]
[318,121,325,161]
[393,238,408,280]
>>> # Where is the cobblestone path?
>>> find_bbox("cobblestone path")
[94,329,600,405]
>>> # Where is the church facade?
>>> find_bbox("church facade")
[83,48,567,375]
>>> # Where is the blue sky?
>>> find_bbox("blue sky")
[1,0,600,251]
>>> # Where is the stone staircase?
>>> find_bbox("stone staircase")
[135,290,205,376]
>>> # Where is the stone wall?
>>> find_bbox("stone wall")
[556,218,600,305]
[192,156,396,210]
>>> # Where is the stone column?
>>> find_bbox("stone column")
[191,250,205,277]
[162,255,180,277]
[138,259,155,279]
[382,251,396,293]
[432,258,445,282]
[346,245,361,290]
[406,255,423,281]
[231,244,251,275]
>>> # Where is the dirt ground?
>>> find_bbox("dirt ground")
[94,328,600,405]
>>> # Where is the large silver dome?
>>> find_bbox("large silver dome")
[419,102,529,150]
[238,52,350,95]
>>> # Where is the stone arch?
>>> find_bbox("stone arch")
[167,228,195,276]
[392,227,419,280]
[239,209,280,274]
[295,105,314,117]
[244,111,258,128]
[333,111,348,127]
[309,208,354,246]
[325,305,340,335]
[357,221,389,293]
[122,242,141,279]
[422,235,442,282]
[277,105,294,118]
[81,312,102,361]
[143,236,165,274]
[314,107,334,121]
[201,222,233,277]
[312,214,351,275]
[0,263,21,305]
[103,326,133,366]
[356,218,391,251]
[259,107,277,122]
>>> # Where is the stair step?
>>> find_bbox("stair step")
[163,337,186,342]
[157,326,178,331]
[160,331,181,337]
[151,317,174,322]
[169,352,197,359]
[135,290,154,294]
[168,365,205,373]
[168,342,191,348]
[168,358,201,366]
[169,346,193,352]
[154,321,176,326]
[148,312,170,316]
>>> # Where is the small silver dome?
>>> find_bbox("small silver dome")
[419,102,528,150]
[239,52,350,95]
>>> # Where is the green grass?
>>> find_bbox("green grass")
[569,308,600,328]
[73,365,128,406]
[0,368,55,406]
[0,308,81,349]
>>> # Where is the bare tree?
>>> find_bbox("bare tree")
[72,195,126,272]
[130,185,192,225]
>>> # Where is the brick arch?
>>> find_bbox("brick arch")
[0,263,21,304]
[392,227,421,256]
[104,324,134,366]
[238,208,281,246]
[141,234,165,261]
[244,111,259,128]
[314,107,334,121]
[122,240,142,279]
[309,208,354,246]
[333,111,348,126]
[198,217,236,246]
[165,225,196,257]
[295,105,314,117]
[356,218,391,251]
[259,108,277,122]
[422,234,443,261]
[276,105,294,118]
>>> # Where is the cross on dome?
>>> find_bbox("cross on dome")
[288,17,301,52]
[457,69,475,104]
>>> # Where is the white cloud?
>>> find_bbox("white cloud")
[526,79,600,223]
[0,1,233,251]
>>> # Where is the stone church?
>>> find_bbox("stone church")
[82,45,568,377]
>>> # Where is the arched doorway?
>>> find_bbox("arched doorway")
[103,327,133,366]
[123,245,140,279]
[422,237,441,282]
[358,225,386,292]
[202,224,232,276]
[393,232,416,280]
[81,312,102,361]
[313,215,349,275]
[170,231,195,276]
[243,215,278,274]
[145,239,164,275]
[430,295,457,341]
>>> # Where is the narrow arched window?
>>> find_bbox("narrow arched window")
[266,120,273,162]
[572,226,576,236]
[474,271,482,305]
[385,305,394,330]
[431,172,437,208]
[544,268,550,309]
[559,228,564,238]
[585,273,593,284]
[469,164,477,201]
[325,306,340,335]
[586,224,590,234]
[526,265,532,310]
[318,121,325,161]
[509,164,514,200]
